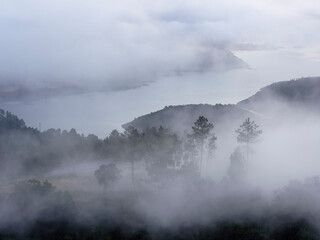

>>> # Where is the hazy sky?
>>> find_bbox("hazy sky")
[1,0,320,137]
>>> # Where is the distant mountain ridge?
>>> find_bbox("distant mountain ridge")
[237,76,320,112]
[122,104,258,134]
[123,76,320,132]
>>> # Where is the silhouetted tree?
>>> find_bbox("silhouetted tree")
[206,133,217,176]
[144,126,182,185]
[105,129,126,159]
[95,163,120,189]
[235,118,262,163]
[227,147,245,180]
[191,116,214,177]
[124,126,141,192]
[9,179,76,224]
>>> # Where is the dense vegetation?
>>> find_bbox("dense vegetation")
[0,108,319,240]
[1,177,320,240]
[238,76,320,112]
[0,110,219,181]
[0,110,105,179]
[123,77,320,134]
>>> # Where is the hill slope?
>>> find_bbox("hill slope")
[237,76,320,113]
[123,77,320,132]
[122,104,257,134]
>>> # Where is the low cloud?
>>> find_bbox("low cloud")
[0,0,252,102]
[230,43,280,51]
[1,0,319,102]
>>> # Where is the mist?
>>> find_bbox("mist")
[2,0,320,239]
[1,89,320,239]
[2,0,320,135]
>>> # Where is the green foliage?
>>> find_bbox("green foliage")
[0,110,26,131]
[0,109,210,182]
[272,219,320,240]
[144,126,182,182]
[0,112,104,178]
[227,147,246,180]
[235,117,262,163]
[8,179,76,225]
[273,177,320,216]
[95,164,120,188]
[191,116,213,143]
[190,116,216,177]
[198,221,268,240]
[236,118,262,145]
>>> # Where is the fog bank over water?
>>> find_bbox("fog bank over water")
[2,0,320,136]
[2,1,320,239]
[2,49,320,137]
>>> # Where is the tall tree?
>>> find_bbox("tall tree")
[227,147,245,181]
[235,118,262,164]
[191,116,214,177]
[124,126,141,192]
[206,133,217,176]
[144,126,182,185]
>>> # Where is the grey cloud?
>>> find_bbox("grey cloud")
[230,43,280,51]
[0,0,256,102]
[0,45,247,103]
[0,4,250,102]
[156,8,224,24]
[305,11,320,20]
[8,0,319,103]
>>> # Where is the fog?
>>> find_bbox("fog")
[2,0,320,136]
[2,0,320,239]
[1,95,320,239]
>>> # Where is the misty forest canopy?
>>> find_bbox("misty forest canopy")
[0,105,260,184]
[0,109,212,179]
[0,110,267,239]
[0,76,318,184]
[1,76,320,240]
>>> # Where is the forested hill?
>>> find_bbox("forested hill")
[0,109,104,179]
[122,104,257,133]
[0,109,27,131]
[123,77,320,132]
[2,76,320,178]
[237,76,320,112]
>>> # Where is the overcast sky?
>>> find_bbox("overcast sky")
[1,0,320,137]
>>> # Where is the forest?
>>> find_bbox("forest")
[2,0,320,238]
[0,108,320,240]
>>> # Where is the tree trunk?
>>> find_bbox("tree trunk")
[199,141,203,177]
[206,150,212,178]
[246,142,249,169]
[131,155,136,193]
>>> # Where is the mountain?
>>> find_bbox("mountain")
[123,77,320,132]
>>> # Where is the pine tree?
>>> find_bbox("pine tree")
[206,133,217,176]
[235,118,262,164]
[124,126,141,193]
[191,116,214,177]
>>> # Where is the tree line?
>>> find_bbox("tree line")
[0,109,261,183]
[95,116,262,190]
